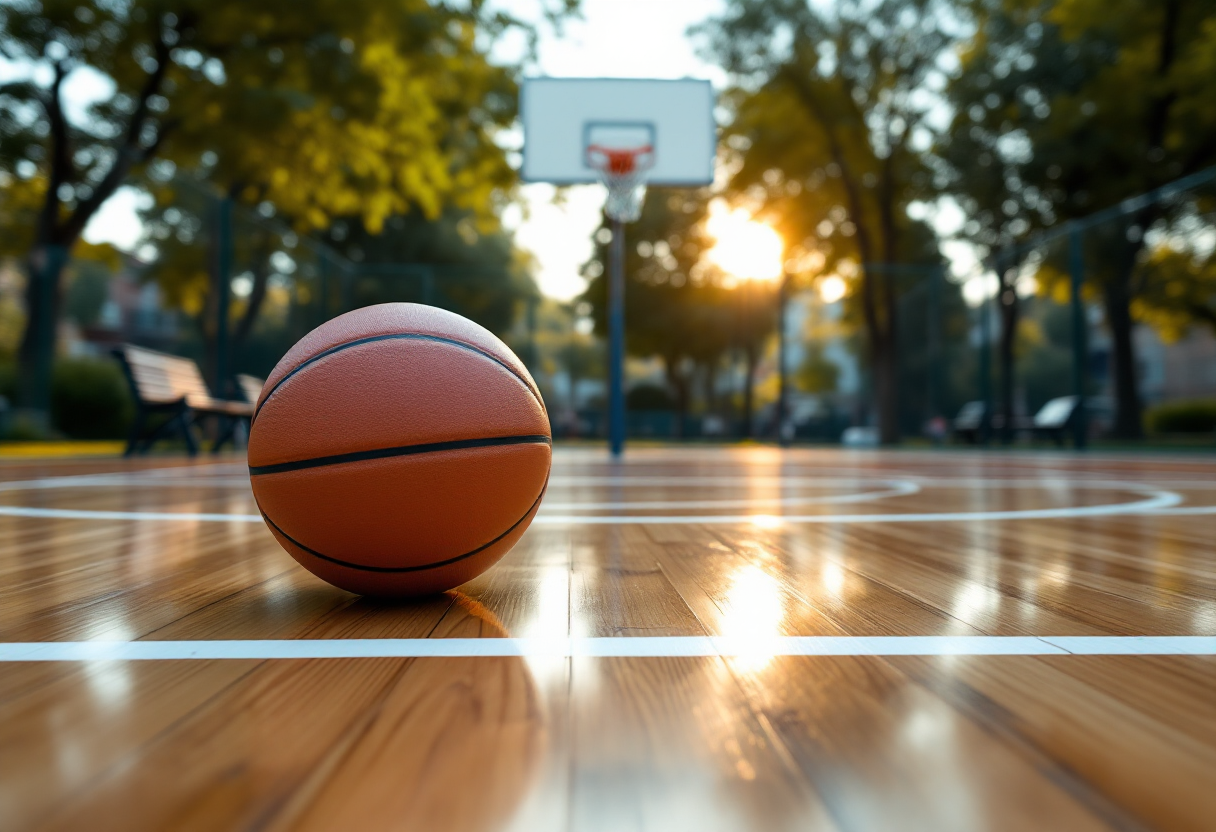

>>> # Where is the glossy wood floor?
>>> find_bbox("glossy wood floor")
[1,447,1214,832]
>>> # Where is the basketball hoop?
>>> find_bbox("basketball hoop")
[521,78,715,458]
[587,144,654,223]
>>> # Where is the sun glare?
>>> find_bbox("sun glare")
[706,203,784,282]
[819,274,847,303]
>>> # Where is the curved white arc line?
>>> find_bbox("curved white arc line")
[538,480,921,511]
[0,488,1186,524]
[5,470,1212,493]
[0,474,912,494]
[1138,505,1216,515]
[532,488,1184,525]
[545,475,917,487]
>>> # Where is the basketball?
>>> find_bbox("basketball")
[246,303,551,596]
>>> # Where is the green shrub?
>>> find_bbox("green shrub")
[0,360,15,404]
[1146,400,1216,435]
[5,412,57,441]
[626,383,675,410]
[50,357,133,439]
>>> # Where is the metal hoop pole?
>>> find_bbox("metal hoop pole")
[608,219,626,457]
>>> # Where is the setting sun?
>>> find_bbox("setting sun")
[706,203,784,282]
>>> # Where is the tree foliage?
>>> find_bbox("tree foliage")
[1133,225,1216,340]
[697,0,954,443]
[0,0,560,403]
[0,0,530,237]
[328,208,538,340]
[941,0,1216,437]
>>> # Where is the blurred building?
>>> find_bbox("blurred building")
[65,257,179,357]
[1135,326,1216,404]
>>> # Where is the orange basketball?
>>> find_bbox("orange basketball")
[247,303,551,596]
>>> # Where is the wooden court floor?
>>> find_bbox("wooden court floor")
[0,447,1213,831]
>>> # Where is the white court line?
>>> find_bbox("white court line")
[1,636,1212,661]
[0,486,1187,524]
[1138,505,1216,515]
[4,470,1213,492]
[533,487,1183,524]
[539,480,921,511]
[0,506,262,522]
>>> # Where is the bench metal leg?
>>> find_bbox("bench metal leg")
[127,404,196,456]
[124,410,148,457]
[179,411,200,457]
[211,415,237,455]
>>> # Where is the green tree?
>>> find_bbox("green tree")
[797,347,840,395]
[943,0,1216,438]
[0,0,563,406]
[1134,239,1216,340]
[327,208,538,340]
[528,299,602,419]
[697,0,953,444]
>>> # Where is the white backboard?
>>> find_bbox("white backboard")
[521,78,716,186]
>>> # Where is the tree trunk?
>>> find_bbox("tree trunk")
[702,361,719,415]
[1104,267,1144,439]
[16,245,68,409]
[231,262,270,360]
[742,344,758,438]
[872,336,898,444]
[198,273,221,390]
[664,357,689,440]
[998,275,1020,445]
[866,265,900,445]
[878,299,900,445]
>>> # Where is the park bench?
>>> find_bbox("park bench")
[1032,395,1112,446]
[952,401,1035,444]
[113,344,255,456]
[235,374,265,407]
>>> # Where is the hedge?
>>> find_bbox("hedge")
[1146,400,1216,435]
[50,357,134,439]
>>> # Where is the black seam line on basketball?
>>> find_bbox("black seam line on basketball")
[258,487,545,573]
[248,434,552,476]
[252,332,544,424]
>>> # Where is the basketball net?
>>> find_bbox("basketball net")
[587,144,654,223]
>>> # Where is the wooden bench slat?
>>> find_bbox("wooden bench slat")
[114,344,259,456]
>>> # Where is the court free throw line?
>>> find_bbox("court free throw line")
[0,636,1212,661]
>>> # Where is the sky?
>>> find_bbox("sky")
[496,0,728,301]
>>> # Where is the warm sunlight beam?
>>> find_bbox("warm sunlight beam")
[706,203,784,282]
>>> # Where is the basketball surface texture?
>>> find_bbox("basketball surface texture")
[247,303,551,596]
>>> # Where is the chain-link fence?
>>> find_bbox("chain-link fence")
[4,166,1212,445]
[0,169,543,441]
[960,166,1216,447]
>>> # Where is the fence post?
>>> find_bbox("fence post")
[978,265,994,447]
[317,251,329,326]
[927,265,942,424]
[777,267,791,447]
[212,196,233,394]
[1068,227,1088,449]
[422,268,435,306]
[340,263,354,314]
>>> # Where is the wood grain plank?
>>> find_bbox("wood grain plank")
[0,450,1213,831]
